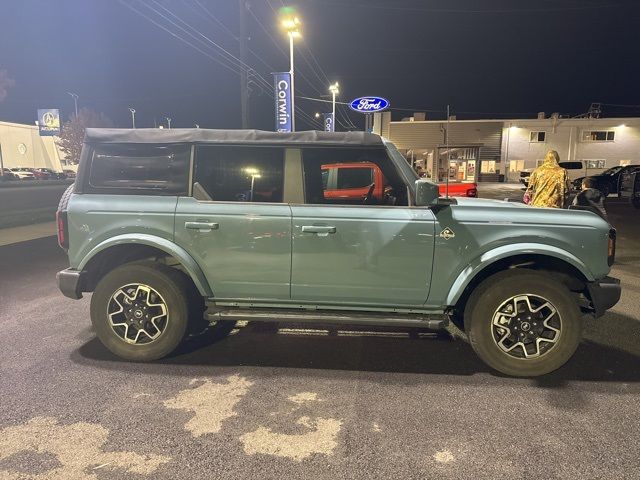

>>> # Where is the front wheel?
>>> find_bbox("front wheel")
[464,270,582,377]
[90,263,190,361]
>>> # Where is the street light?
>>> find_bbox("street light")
[314,112,321,119]
[329,82,339,130]
[67,92,79,117]
[281,15,301,131]
[128,107,136,128]
[244,167,261,201]
[165,117,172,129]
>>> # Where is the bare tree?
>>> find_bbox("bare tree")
[0,69,15,102]
[56,108,113,165]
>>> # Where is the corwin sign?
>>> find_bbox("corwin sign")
[349,96,390,113]
[273,72,292,133]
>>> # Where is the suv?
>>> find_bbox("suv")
[56,129,621,377]
[572,165,640,197]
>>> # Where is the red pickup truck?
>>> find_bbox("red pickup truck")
[321,162,477,202]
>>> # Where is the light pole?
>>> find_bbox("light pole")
[67,92,79,117]
[329,82,339,128]
[128,107,136,128]
[244,167,261,201]
[166,117,172,129]
[282,16,301,131]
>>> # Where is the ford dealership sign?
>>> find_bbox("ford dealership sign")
[349,96,390,113]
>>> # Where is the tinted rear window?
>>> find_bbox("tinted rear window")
[88,144,190,195]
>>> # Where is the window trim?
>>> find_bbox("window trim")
[191,143,287,204]
[581,130,616,142]
[529,131,546,143]
[85,143,191,196]
[299,145,412,208]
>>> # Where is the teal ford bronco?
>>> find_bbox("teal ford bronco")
[56,129,620,376]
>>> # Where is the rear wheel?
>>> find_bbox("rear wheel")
[90,263,190,361]
[464,270,582,377]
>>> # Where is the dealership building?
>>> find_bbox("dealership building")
[0,120,65,172]
[373,112,640,183]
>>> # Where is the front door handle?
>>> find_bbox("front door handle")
[301,225,336,235]
[185,221,219,232]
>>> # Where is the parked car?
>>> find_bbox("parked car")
[8,167,36,180]
[63,169,77,179]
[28,168,52,180]
[32,168,67,180]
[520,161,584,188]
[321,161,476,203]
[0,168,19,181]
[572,165,640,197]
[618,168,640,209]
[56,129,620,377]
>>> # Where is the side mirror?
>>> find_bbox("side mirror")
[414,179,440,206]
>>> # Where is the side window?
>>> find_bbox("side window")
[302,147,408,206]
[88,144,190,195]
[193,145,284,203]
[336,167,373,189]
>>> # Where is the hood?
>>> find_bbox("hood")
[454,197,528,208]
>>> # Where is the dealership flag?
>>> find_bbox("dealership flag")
[323,113,334,132]
[273,72,292,133]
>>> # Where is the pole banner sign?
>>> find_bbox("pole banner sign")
[37,109,61,136]
[323,113,334,132]
[273,72,292,132]
[349,96,390,113]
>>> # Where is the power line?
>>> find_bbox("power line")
[307,1,632,14]
[119,0,243,77]
[119,0,322,129]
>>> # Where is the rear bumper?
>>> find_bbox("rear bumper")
[587,276,621,318]
[56,268,85,300]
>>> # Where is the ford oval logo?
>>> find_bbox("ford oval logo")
[349,96,390,113]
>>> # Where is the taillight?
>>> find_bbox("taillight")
[466,188,478,198]
[56,210,69,250]
[607,228,616,266]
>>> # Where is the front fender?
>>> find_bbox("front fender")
[445,242,595,306]
[78,233,213,297]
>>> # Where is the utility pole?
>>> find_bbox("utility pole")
[67,92,79,117]
[239,0,249,129]
[128,107,136,128]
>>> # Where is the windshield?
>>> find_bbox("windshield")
[602,166,622,176]
[384,140,419,185]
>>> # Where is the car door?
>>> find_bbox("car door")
[290,146,436,307]
[174,144,292,300]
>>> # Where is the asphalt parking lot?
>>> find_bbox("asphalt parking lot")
[1,187,639,479]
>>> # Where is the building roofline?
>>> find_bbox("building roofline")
[389,117,639,125]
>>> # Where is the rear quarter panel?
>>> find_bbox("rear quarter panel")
[66,194,178,269]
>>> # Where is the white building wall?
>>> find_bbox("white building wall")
[502,117,640,182]
[0,121,64,171]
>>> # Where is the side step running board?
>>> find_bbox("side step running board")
[205,307,448,330]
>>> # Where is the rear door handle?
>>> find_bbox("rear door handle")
[185,221,219,232]
[301,225,336,235]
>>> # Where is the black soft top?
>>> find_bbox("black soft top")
[84,128,384,146]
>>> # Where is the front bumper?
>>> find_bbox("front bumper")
[56,268,85,300]
[587,276,621,318]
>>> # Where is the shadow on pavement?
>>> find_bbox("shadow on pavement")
[73,315,640,383]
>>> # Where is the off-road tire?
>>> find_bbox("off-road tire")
[57,183,75,212]
[464,270,582,377]
[90,262,190,361]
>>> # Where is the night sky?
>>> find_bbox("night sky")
[1,0,639,130]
